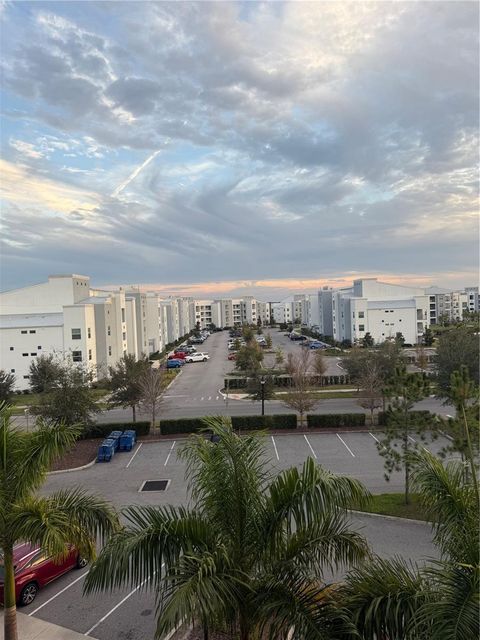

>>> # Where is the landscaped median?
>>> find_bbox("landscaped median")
[356,493,427,521]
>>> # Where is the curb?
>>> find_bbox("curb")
[48,457,97,475]
[165,368,182,391]
[350,509,428,526]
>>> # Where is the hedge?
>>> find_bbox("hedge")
[377,410,434,427]
[224,374,350,390]
[161,414,297,435]
[231,414,297,431]
[306,413,366,428]
[83,421,150,439]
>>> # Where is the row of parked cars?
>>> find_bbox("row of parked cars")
[287,332,329,350]
[167,336,211,368]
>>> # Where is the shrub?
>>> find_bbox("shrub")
[306,413,366,428]
[231,414,297,431]
[377,410,433,427]
[82,421,150,439]
[161,418,204,435]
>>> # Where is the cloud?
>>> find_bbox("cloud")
[0,1,478,293]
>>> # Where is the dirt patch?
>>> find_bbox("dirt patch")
[50,438,99,471]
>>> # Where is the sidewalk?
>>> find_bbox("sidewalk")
[0,611,98,640]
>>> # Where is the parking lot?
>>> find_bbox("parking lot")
[24,430,452,639]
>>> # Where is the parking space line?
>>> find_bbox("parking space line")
[125,442,143,468]
[208,396,212,400]
[200,397,204,401]
[303,435,317,459]
[84,565,162,637]
[369,432,379,443]
[29,570,88,616]
[336,434,355,457]
[408,436,416,444]
[271,435,279,461]
[216,395,219,400]
[164,440,176,466]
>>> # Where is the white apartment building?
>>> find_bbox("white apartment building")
[425,286,478,324]
[194,297,259,329]
[316,279,429,345]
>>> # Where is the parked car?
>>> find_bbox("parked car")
[167,359,184,368]
[308,341,327,350]
[0,543,87,606]
[185,352,210,363]
[176,346,196,354]
[227,353,237,360]
[189,337,205,344]
[169,352,186,360]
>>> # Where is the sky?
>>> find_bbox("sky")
[1,1,478,299]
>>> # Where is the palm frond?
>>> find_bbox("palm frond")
[84,505,215,595]
[155,548,246,638]
[414,560,480,640]
[410,450,479,563]
[341,555,430,639]
[12,489,119,560]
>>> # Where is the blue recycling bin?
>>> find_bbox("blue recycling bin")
[97,439,115,462]
[119,433,134,451]
[124,429,137,444]
[107,431,122,451]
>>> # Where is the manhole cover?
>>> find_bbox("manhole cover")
[139,480,170,492]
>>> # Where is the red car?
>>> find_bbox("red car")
[227,352,237,360]
[170,352,186,359]
[0,542,87,606]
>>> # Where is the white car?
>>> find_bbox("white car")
[185,352,210,363]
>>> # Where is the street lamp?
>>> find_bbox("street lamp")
[260,376,266,416]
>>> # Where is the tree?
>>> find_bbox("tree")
[435,325,480,393]
[274,346,284,369]
[415,343,429,372]
[423,326,434,346]
[362,332,374,348]
[0,404,119,640]
[438,366,480,475]
[0,371,15,403]
[356,360,383,425]
[85,417,370,640]
[246,374,276,406]
[341,450,479,640]
[31,359,99,428]
[256,317,262,329]
[28,354,63,394]
[139,367,164,433]
[312,350,327,384]
[376,366,431,504]
[264,333,272,349]
[281,350,318,428]
[376,339,401,380]
[242,326,255,344]
[108,354,151,422]
[235,343,264,374]
[394,332,405,347]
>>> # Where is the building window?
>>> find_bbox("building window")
[9,347,14,351]
[72,328,81,340]
[108,346,112,356]
[88,349,92,361]
[37,346,42,350]
[21,330,27,334]
[107,326,111,336]
[87,328,91,339]
[358,311,364,318]
[29,330,36,334]
[30,353,37,356]
[72,351,82,362]
[122,332,126,341]
[22,353,28,357]
[359,324,365,331]
[23,375,30,379]
[121,308,126,323]
[11,369,15,373]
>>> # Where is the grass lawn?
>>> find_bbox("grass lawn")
[358,493,428,521]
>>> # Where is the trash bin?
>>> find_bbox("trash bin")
[107,431,122,451]
[97,439,115,462]
[119,433,134,451]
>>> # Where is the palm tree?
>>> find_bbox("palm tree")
[0,404,119,640]
[341,450,479,639]
[85,416,371,639]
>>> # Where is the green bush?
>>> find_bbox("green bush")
[231,414,297,431]
[377,410,433,427]
[161,418,204,435]
[83,421,150,439]
[306,413,366,428]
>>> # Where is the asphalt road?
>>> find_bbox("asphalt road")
[28,431,451,639]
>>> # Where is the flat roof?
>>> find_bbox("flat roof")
[0,313,64,329]
[367,299,416,310]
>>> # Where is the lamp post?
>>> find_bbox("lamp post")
[24,408,29,432]
[260,376,266,416]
